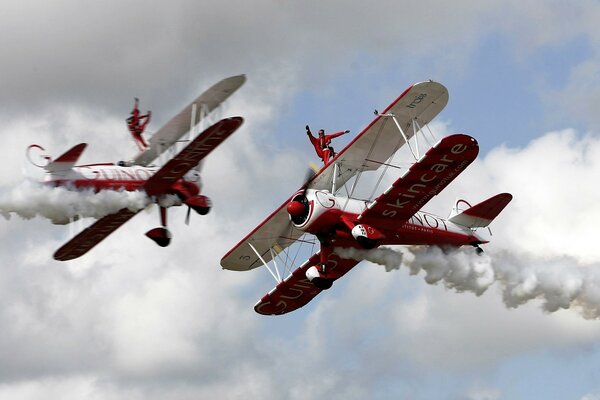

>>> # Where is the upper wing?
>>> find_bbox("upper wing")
[133,75,246,166]
[310,80,448,192]
[143,117,243,196]
[220,198,305,271]
[359,134,479,225]
[254,252,360,316]
[53,209,139,261]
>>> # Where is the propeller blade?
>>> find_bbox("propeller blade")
[300,166,317,193]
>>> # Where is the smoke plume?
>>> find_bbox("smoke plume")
[334,247,404,272]
[0,179,151,224]
[335,245,600,319]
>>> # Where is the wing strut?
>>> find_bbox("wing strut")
[412,118,421,157]
[331,162,339,193]
[248,242,282,284]
[376,111,418,160]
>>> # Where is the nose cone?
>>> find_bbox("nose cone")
[287,200,305,217]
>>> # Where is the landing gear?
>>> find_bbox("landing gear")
[350,224,384,249]
[146,206,172,247]
[195,206,210,216]
[305,264,333,290]
[473,244,484,255]
[145,227,172,247]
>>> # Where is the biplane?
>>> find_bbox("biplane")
[28,75,246,261]
[220,80,512,315]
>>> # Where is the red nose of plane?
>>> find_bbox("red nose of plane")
[287,200,305,217]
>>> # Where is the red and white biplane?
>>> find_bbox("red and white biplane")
[221,80,512,315]
[28,75,246,261]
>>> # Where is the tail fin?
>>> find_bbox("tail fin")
[449,193,512,228]
[45,143,87,173]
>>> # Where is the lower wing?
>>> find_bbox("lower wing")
[53,209,139,261]
[254,252,360,315]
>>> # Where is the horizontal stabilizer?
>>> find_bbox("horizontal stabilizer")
[449,193,513,228]
[45,143,87,173]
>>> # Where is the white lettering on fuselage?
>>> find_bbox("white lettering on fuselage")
[76,166,157,182]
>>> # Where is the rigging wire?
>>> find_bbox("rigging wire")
[341,116,389,210]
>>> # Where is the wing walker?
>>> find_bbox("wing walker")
[221,80,512,315]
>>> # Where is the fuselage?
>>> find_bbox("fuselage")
[289,188,483,248]
[44,163,203,204]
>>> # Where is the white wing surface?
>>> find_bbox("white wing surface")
[132,74,246,166]
[310,80,448,192]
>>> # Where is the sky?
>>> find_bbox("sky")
[1,1,600,399]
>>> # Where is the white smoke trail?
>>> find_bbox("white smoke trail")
[335,245,600,319]
[334,247,404,272]
[0,179,152,224]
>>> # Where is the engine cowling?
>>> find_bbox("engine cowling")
[287,194,310,225]
[286,189,344,233]
[351,224,385,249]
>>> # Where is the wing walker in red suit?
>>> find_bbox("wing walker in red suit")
[306,125,350,164]
[127,98,152,151]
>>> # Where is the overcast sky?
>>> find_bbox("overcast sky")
[2,1,600,399]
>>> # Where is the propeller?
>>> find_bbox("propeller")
[300,165,318,193]
[285,166,317,227]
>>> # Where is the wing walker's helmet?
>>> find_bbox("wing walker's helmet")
[318,129,325,136]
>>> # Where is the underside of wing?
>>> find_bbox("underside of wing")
[254,252,360,316]
[143,117,243,196]
[310,81,449,192]
[53,209,139,261]
[220,198,305,271]
[359,133,479,226]
[133,75,246,166]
